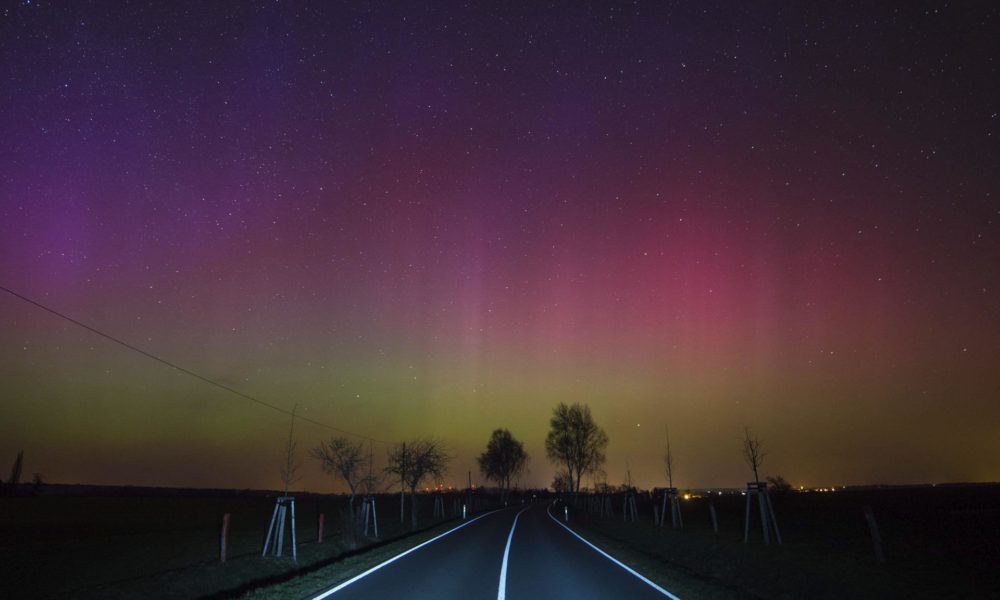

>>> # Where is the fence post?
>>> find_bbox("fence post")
[318,513,325,544]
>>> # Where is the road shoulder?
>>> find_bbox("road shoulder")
[238,513,498,599]
[556,508,753,600]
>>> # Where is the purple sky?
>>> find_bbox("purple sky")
[1,1,998,491]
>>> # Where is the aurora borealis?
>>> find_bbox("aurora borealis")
[1,1,998,492]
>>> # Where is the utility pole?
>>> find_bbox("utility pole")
[399,442,406,524]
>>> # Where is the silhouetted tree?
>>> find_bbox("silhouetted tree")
[590,467,609,493]
[545,403,608,494]
[593,480,614,495]
[8,450,23,486]
[477,429,528,500]
[30,473,44,495]
[742,426,766,485]
[766,474,792,493]
[663,425,675,488]
[551,469,572,493]
[385,439,449,529]
[312,436,367,519]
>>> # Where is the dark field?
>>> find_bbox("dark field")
[0,486,504,599]
[4,485,997,599]
[569,485,1000,599]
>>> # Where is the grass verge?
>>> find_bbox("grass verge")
[564,495,998,600]
[550,504,749,600]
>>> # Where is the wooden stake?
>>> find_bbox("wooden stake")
[765,492,781,544]
[276,505,286,557]
[220,513,230,563]
[743,490,751,543]
[290,499,297,562]
[863,505,886,563]
[757,490,770,545]
[317,513,325,544]
[672,494,683,529]
[262,501,280,557]
[743,482,780,545]
[660,491,668,528]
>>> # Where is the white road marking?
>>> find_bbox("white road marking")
[497,506,530,600]
[309,509,502,599]
[547,503,682,600]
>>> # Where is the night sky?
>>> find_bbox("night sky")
[1,1,998,492]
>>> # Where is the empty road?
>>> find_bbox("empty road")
[310,501,679,600]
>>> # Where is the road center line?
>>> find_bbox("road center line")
[309,509,502,600]
[497,506,530,600]
[546,503,682,600]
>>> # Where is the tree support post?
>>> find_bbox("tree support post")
[220,513,230,563]
[864,505,885,563]
[743,483,780,545]
[262,496,297,560]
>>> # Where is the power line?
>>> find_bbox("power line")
[0,284,391,446]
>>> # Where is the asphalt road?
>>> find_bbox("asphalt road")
[311,501,678,600]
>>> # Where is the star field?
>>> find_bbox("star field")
[1,1,998,490]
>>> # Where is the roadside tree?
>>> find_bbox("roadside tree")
[545,402,608,495]
[477,428,528,501]
[385,439,449,529]
[279,407,302,494]
[311,436,367,519]
[742,426,766,485]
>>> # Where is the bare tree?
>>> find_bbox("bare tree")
[477,428,528,500]
[551,469,572,493]
[545,402,609,495]
[591,467,609,493]
[279,406,302,494]
[385,439,449,529]
[8,450,24,486]
[311,436,367,519]
[663,425,675,488]
[742,426,766,485]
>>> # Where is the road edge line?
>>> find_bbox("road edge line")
[496,506,530,600]
[546,503,682,600]
[309,509,502,599]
